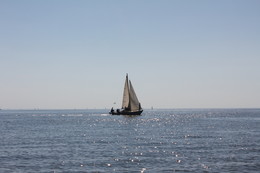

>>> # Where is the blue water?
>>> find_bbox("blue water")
[0,109,259,172]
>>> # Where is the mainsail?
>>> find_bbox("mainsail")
[122,75,129,109]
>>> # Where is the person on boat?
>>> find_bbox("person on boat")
[110,107,114,114]
[116,109,120,113]
[124,107,130,111]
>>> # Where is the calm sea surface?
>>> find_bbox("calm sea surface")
[0,109,259,172]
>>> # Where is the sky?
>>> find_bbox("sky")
[0,0,260,109]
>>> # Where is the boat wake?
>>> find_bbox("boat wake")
[101,113,110,116]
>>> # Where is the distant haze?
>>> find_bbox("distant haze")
[1,0,259,109]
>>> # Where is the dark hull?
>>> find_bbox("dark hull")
[109,110,143,116]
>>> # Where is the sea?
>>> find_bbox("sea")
[0,109,259,173]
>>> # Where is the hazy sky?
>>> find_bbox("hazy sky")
[1,0,260,109]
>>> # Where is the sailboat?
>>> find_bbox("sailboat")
[109,74,143,116]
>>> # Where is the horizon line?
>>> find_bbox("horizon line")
[1,107,260,111]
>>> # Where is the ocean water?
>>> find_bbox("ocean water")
[0,109,259,173]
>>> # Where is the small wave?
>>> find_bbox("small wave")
[61,114,83,117]
[32,114,56,117]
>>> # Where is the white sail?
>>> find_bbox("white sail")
[122,74,129,109]
[129,80,140,111]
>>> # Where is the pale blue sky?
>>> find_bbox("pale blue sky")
[1,0,260,109]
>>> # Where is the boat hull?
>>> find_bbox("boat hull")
[109,110,143,116]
